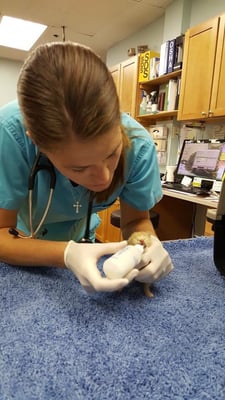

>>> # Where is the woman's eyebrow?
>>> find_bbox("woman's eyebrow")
[68,141,122,169]
[106,141,122,158]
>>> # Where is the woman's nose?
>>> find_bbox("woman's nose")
[91,164,110,182]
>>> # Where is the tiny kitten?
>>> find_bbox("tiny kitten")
[128,232,154,298]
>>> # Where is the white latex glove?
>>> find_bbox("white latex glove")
[135,236,174,284]
[64,240,139,293]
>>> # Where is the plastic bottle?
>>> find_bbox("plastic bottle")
[103,244,144,279]
[150,90,158,114]
[146,94,152,114]
[139,90,147,115]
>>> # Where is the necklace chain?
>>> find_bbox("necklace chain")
[68,181,89,214]
[68,182,95,215]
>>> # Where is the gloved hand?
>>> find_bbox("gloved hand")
[64,240,139,293]
[135,235,174,284]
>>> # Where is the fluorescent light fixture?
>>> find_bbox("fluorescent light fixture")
[0,16,47,51]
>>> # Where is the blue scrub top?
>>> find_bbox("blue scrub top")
[0,100,162,241]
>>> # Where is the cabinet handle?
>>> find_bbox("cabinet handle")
[208,110,213,117]
[201,111,207,117]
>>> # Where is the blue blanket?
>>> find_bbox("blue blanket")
[0,236,225,400]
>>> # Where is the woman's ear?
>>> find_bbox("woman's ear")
[26,131,36,144]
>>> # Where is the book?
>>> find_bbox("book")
[175,77,181,109]
[173,34,185,71]
[158,40,170,76]
[157,91,166,111]
[138,50,160,82]
[157,83,167,111]
[167,39,176,73]
[167,79,178,111]
[163,83,169,111]
[150,57,160,79]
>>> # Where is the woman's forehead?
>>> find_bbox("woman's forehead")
[46,125,122,166]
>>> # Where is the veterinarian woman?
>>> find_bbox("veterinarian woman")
[0,41,173,293]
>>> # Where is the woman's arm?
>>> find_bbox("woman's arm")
[0,208,133,294]
[0,208,67,267]
[119,200,156,240]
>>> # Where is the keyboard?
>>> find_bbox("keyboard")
[162,182,210,195]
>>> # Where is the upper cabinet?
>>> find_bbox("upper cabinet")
[211,14,225,117]
[110,55,139,118]
[178,15,225,121]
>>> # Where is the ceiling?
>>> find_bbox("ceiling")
[0,0,173,61]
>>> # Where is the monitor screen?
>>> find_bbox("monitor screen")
[176,140,225,181]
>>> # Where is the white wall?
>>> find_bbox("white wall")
[0,58,23,107]
[162,0,191,42]
[106,16,164,67]
[190,0,225,26]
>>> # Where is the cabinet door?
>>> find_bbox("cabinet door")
[152,196,194,240]
[95,201,122,243]
[210,14,225,117]
[104,200,122,243]
[177,17,219,121]
[119,56,138,117]
[95,210,106,242]
[110,64,121,97]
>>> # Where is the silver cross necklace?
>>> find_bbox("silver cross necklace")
[69,180,89,214]
[73,200,82,214]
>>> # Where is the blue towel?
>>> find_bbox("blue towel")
[0,236,225,399]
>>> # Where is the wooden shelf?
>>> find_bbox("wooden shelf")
[139,70,182,89]
[136,69,182,124]
[137,110,178,123]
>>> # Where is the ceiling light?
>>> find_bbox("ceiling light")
[0,16,47,51]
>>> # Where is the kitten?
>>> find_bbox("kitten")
[128,232,154,298]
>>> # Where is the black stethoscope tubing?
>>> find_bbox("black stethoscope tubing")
[8,151,93,242]
[29,151,56,191]
[78,194,94,244]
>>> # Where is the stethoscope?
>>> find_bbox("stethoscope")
[8,151,93,243]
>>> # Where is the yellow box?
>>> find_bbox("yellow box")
[138,50,160,82]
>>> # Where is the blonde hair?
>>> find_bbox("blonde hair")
[17,41,130,201]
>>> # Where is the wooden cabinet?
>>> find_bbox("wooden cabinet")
[110,64,121,95]
[136,70,182,126]
[95,200,123,243]
[153,192,216,240]
[211,14,225,117]
[110,56,139,118]
[97,56,137,242]
[205,220,214,236]
[178,15,225,121]
[95,209,107,243]
[152,196,194,240]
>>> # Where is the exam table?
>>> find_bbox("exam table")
[0,235,225,400]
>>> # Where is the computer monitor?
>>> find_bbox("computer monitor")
[175,139,225,183]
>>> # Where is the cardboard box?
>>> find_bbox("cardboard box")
[154,139,167,151]
[149,126,168,138]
